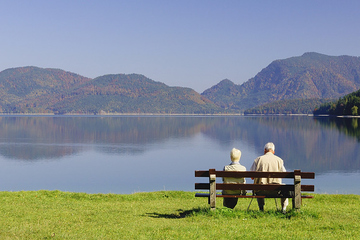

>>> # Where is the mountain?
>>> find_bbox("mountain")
[0,66,91,113]
[0,67,91,97]
[2,52,360,114]
[48,74,221,114]
[202,52,360,111]
[0,67,220,114]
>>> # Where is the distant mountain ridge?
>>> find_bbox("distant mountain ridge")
[0,66,90,97]
[49,74,220,114]
[202,52,360,111]
[1,52,360,114]
[0,67,220,114]
[0,66,91,113]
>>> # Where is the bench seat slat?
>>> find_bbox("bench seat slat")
[195,193,314,199]
[195,183,314,192]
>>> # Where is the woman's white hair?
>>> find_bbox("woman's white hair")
[230,148,241,161]
[264,142,275,151]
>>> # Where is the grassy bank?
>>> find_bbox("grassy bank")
[0,191,359,239]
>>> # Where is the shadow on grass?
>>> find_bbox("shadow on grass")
[146,208,204,219]
[147,207,320,220]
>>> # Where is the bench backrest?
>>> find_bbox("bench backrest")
[195,169,315,210]
[195,169,315,192]
[195,170,315,179]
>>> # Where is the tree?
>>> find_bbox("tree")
[351,106,358,116]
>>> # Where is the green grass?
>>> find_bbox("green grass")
[0,191,359,239]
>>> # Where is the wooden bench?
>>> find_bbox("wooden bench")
[195,169,315,210]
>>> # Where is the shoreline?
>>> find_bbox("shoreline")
[0,112,312,117]
[0,113,359,118]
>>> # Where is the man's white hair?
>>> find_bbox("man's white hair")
[264,142,275,151]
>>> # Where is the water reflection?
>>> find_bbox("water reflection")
[0,116,208,160]
[234,116,360,173]
[0,115,359,194]
[315,117,360,141]
[0,115,359,173]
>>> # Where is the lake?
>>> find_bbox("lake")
[0,115,359,195]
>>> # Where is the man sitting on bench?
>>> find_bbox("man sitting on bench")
[222,148,247,209]
[250,142,289,212]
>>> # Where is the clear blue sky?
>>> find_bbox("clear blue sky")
[1,0,359,92]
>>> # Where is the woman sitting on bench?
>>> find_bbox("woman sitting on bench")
[222,148,247,209]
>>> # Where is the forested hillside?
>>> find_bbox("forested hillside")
[244,98,330,115]
[0,67,91,113]
[1,52,360,114]
[313,89,360,116]
[202,52,360,111]
[48,74,221,114]
[0,67,220,114]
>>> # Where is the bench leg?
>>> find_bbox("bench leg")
[294,170,301,210]
[209,170,216,210]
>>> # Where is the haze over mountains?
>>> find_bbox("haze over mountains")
[0,52,359,114]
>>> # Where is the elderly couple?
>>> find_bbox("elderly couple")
[223,142,288,212]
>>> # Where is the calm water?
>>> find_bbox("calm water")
[0,115,359,195]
